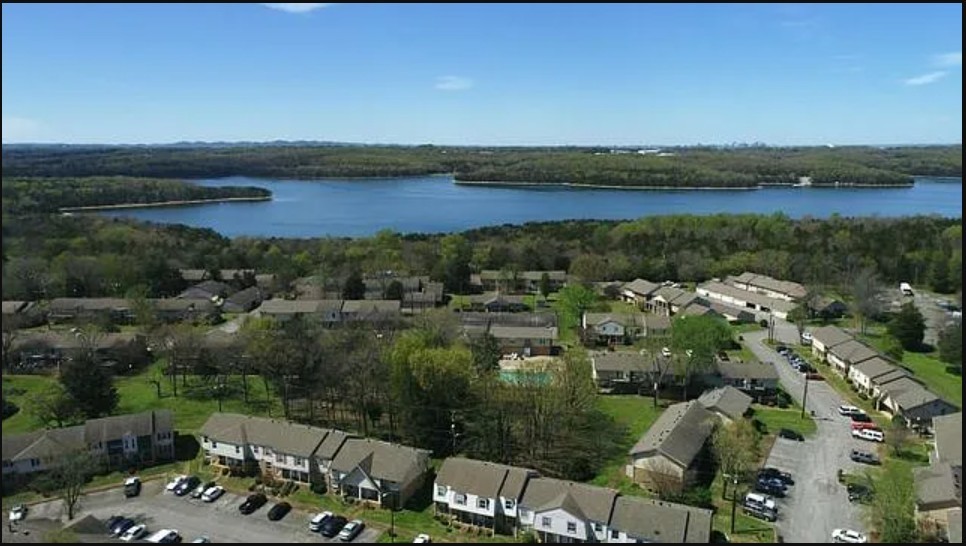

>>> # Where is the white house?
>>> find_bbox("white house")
[582,313,646,344]
[696,281,795,320]
[434,457,538,535]
[809,325,854,362]
[847,356,905,395]
[518,477,618,543]
[826,339,877,376]
[329,438,431,508]
[607,495,713,543]
[728,272,807,302]
[620,279,661,307]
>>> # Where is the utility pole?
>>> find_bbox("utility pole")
[801,372,809,419]
[730,475,739,534]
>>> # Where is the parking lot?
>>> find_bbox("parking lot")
[17,479,381,543]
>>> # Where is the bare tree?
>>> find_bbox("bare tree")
[851,267,884,335]
[1,314,21,370]
[34,451,97,520]
[885,420,911,457]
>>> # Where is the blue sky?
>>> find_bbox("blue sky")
[2,3,961,145]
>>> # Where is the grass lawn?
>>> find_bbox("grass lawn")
[2,374,59,434]
[732,322,765,334]
[590,395,665,495]
[606,301,643,314]
[710,472,776,543]
[896,352,962,408]
[749,404,817,438]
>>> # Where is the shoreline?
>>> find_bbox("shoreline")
[59,195,271,212]
[452,179,916,190]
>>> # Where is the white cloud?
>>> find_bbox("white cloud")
[261,3,332,14]
[434,76,474,91]
[934,51,962,67]
[903,71,948,86]
[1,116,42,142]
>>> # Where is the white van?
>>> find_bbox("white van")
[744,492,777,512]
[145,529,180,544]
[899,282,913,296]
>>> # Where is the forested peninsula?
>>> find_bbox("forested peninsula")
[1,176,271,215]
[2,144,961,188]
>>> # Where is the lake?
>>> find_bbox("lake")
[98,176,963,238]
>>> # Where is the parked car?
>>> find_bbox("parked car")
[124,476,142,498]
[838,404,862,416]
[754,480,786,498]
[145,529,181,544]
[201,485,225,502]
[413,534,432,543]
[175,476,201,497]
[8,504,27,522]
[776,345,789,355]
[742,502,777,522]
[267,501,292,521]
[320,515,349,538]
[832,528,868,543]
[847,483,873,503]
[338,519,365,542]
[778,428,804,441]
[849,412,872,423]
[800,331,813,345]
[851,421,880,431]
[757,476,787,491]
[849,449,881,465]
[852,428,884,442]
[239,493,268,515]
[111,518,137,537]
[310,511,334,532]
[121,523,149,542]
[191,480,216,499]
[758,467,794,486]
[165,474,188,492]
[105,515,125,533]
[191,537,211,544]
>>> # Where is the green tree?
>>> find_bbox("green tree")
[342,270,366,300]
[881,334,905,362]
[869,463,918,543]
[712,420,760,500]
[58,333,118,418]
[385,279,404,301]
[470,330,502,375]
[556,284,599,332]
[887,302,926,351]
[539,272,552,300]
[33,451,98,520]
[436,234,473,294]
[787,305,809,341]
[24,383,79,428]
[670,315,733,399]
[937,319,962,367]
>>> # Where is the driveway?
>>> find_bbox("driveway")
[11,480,381,544]
[743,329,867,543]
[910,291,956,347]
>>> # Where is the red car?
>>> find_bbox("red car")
[851,421,880,431]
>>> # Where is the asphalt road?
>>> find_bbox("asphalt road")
[910,291,956,347]
[744,328,870,544]
[14,480,381,544]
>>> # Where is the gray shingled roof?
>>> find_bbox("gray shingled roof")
[152,298,216,312]
[258,299,342,314]
[697,281,796,314]
[317,429,353,461]
[878,377,946,412]
[11,331,143,351]
[731,272,807,300]
[341,300,401,314]
[501,465,535,500]
[644,314,672,332]
[591,352,653,374]
[934,412,962,464]
[610,495,713,543]
[330,438,430,484]
[436,457,535,500]
[715,359,779,381]
[49,298,131,312]
[698,386,753,421]
[519,477,617,524]
[477,325,558,340]
[199,413,332,458]
[850,357,902,380]
[707,301,756,321]
[872,368,909,386]
[1,301,31,314]
[828,340,878,365]
[913,462,962,507]
[810,325,853,349]
[224,286,264,309]
[629,401,716,469]
[623,279,661,297]
[85,410,172,443]
[583,313,646,329]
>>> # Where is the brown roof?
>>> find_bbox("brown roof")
[520,477,618,524]
[199,413,332,458]
[610,495,713,543]
[629,401,716,469]
[330,438,431,484]
[731,272,807,300]
[436,457,537,500]
[584,313,646,329]
[85,410,173,443]
[341,300,401,315]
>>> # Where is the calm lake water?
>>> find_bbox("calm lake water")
[98,176,963,238]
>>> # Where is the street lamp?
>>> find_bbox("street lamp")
[381,491,396,543]
[724,473,740,534]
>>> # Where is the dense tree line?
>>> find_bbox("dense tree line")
[2,213,961,300]
[2,176,270,215]
[2,144,960,187]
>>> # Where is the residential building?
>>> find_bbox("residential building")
[467,294,530,313]
[932,412,962,464]
[459,311,558,329]
[627,401,716,491]
[812,297,848,319]
[590,352,654,390]
[179,280,234,301]
[915,412,962,541]
[222,286,264,313]
[697,386,753,424]
[847,357,905,396]
[330,438,431,508]
[151,298,219,324]
[434,457,538,534]
[874,377,958,426]
[728,272,807,302]
[9,331,150,372]
[710,359,780,394]
[620,279,661,307]
[255,299,343,324]
[518,477,618,543]
[47,297,135,324]
[199,413,340,485]
[647,286,699,317]
[464,325,559,357]
[582,313,647,345]
[826,339,877,376]
[608,495,713,543]
[2,410,174,478]
[682,301,756,323]
[809,325,853,362]
[1,301,44,328]
[644,314,672,337]
[695,281,795,320]
[474,270,567,294]
[341,300,402,322]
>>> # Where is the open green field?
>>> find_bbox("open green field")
[590,395,665,495]
[859,330,962,408]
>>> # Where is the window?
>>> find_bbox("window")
[611,529,619,539]
[504,499,515,510]
[477,498,489,509]
[593,522,602,532]
[436,485,446,496]
[31,458,40,468]
[276,453,285,463]
[253,445,260,454]
[235,445,240,454]
[541,517,552,528]
[455,493,467,506]
[211,441,218,449]
[567,521,577,533]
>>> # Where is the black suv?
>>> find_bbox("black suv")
[175,476,201,497]
[239,493,268,515]
[320,515,349,538]
[847,483,873,503]
[778,428,804,441]
[758,467,794,486]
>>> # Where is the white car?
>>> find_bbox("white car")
[8,504,27,522]
[201,485,225,502]
[801,331,813,344]
[121,523,148,542]
[661,347,672,358]
[832,528,868,543]
[838,405,864,417]
[851,428,884,442]
[309,511,334,532]
[413,533,432,543]
[165,474,188,492]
